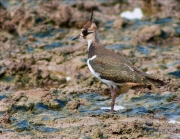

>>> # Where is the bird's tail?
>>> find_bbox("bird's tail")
[146,77,165,88]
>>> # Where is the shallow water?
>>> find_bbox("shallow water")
[0,91,178,135]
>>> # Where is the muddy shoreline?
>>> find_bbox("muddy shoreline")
[0,0,180,138]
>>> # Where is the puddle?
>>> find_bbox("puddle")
[0,66,3,71]
[55,100,68,108]
[19,36,27,42]
[32,27,64,39]
[26,46,34,53]
[34,103,49,111]
[137,45,149,55]
[175,27,180,36]
[34,126,59,133]
[14,120,32,132]
[11,105,30,112]
[106,44,132,50]
[104,20,114,29]
[169,70,180,78]
[0,75,15,82]
[120,93,180,121]
[1,0,22,9]
[134,20,153,26]
[45,42,63,50]
[0,95,7,100]
[153,17,173,24]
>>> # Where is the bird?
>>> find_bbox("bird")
[72,12,165,113]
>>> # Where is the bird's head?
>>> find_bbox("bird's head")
[72,12,98,43]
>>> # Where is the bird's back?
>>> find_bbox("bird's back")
[88,42,165,88]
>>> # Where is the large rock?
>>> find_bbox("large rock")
[12,89,52,110]
[113,17,127,29]
[42,1,71,27]
[138,25,163,42]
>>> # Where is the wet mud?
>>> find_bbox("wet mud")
[0,0,180,138]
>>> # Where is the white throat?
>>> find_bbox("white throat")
[87,40,92,50]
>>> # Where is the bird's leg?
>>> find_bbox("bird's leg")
[110,87,117,114]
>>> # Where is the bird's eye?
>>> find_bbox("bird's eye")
[82,29,88,35]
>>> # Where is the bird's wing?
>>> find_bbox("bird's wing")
[89,55,146,84]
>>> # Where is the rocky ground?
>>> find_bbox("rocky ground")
[0,0,180,138]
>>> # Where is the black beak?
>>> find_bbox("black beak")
[72,35,80,40]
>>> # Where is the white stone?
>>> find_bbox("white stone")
[120,7,143,20]
[168,119,180,124]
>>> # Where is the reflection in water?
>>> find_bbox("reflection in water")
[101,105,125,111]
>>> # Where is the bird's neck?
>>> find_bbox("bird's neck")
[94,30,100,43]
[87,31,104,58]
[87,30,100,49]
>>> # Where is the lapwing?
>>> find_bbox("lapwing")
[72,12,164,113]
